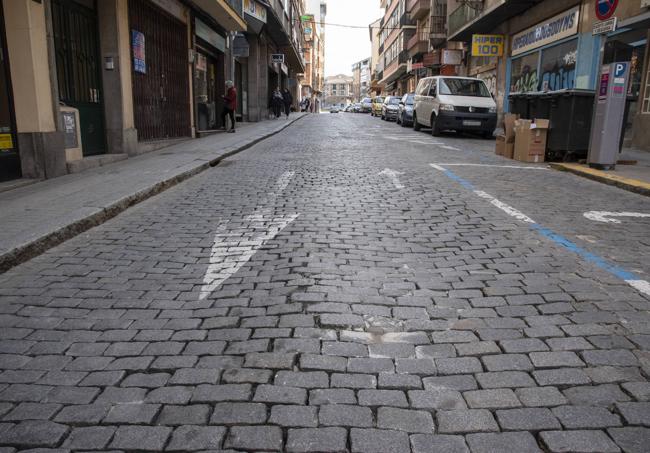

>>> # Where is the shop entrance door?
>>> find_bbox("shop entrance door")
[129,0,190,141]
[0,4,19,182]
[52,0,105,156]
[195,51,219,131]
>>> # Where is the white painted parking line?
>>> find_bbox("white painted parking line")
[584,211,650,224]
[440,145,460,151]
[430,164,650,298]
[432,163,549,170]
[199,171,298,300]
[379,168,404,189]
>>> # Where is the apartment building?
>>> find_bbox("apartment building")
[323,74,354,106]
[352,58,371,101]
[0,0,306,183]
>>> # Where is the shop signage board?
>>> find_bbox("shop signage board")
[271,54,285,64]
[244,0,267,23]
[195,18,226,52]
[471,35,504,57]
[301,15,314,21]
[132,30,146,74]
[511,6,580,56]
[593,17,617,35]
[441,49,462,65]
[596,0,618,21]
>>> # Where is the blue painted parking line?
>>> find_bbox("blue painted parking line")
[430,164,650,298]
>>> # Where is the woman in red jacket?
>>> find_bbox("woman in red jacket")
[222,80,237,133]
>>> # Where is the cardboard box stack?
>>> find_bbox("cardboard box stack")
[495,113,518,159]
[513,118,549,163]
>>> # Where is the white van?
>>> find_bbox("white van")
[412,76,497,137]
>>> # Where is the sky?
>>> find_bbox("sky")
[305,0,383,77]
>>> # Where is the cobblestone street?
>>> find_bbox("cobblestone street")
[1,113,650,452]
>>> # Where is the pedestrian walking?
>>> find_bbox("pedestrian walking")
[282,88,293,118]
[221,80,237,133]
[271,88,283,119]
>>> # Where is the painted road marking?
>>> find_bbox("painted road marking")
[199,171,298,300]
[584,211,650,224]
[433,163,549,170]
[379,168,404,189]
[430,164,650,298]
[440,145,460,151]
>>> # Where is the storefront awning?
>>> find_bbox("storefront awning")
[449,0,544,42]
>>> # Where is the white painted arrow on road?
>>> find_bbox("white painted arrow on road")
[584,211,650,224]
[379,168,404,189]
[199,171,298,300]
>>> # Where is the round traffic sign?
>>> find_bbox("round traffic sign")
[596,0,618,20]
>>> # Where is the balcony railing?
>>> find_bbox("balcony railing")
[399,13,415,27]
[430,0,447,45]
[379,42,384,54]
[407,0,429,21]
[398,50,409,64]
[448,1,483,37]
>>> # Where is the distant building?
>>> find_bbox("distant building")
[352,58,371,101]
[323,75,354,106]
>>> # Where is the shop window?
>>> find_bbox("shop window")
[538,39,578,91]
[510,52,539,93]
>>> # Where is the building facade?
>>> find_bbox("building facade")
[352,58,371,101]
[323,74,353,106]
[299,7,325,110]
[0,0,306,184]
[447,0,650,150]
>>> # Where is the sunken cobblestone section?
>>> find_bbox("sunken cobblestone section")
[0,114,649,451]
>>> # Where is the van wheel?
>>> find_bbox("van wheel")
[412,113,421,131]
[431,114,441,137]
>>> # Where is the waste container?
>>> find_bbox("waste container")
[508,89,595,161]
[508,93,529,119]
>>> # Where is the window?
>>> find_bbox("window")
[538,39,577,91]
[510,52,540,93]
[416,79,430,95]
[439,78,491,97]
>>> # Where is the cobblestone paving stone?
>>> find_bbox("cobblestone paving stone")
[0,113,649,451]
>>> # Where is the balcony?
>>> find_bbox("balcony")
[407,31,429,57]
[448,0,544,41]
[448,2,483,38]
[398,50,409,64]
[399,13,415,27]
[430,0,447,45]
[194,0,247,31]
[379,42,384,55]
[407,0,429,21]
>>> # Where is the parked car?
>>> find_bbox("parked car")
[360,97,373,113]
[353,103,362,113]
[381,96,400,121]
[344,105,352,112]
[371,96,384,116]
[397,93,415,127]
[412,76,497,137]
[330,107,339,113]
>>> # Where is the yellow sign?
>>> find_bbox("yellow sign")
[0,133,13,150]
[471,35,505,57]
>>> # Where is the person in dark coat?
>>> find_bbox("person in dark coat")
[271,88,283,119]
[221,80,237,133]
[282,88,293,118]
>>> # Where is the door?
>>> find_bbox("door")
[194,51,218,131]
[52,0,105,156]
[0,3,19,182]
[129,0,190,141]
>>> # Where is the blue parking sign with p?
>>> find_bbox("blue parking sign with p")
[614,63,627,77]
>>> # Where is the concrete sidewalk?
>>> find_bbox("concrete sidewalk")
[550,148,650,197]
[0,113,306,272]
